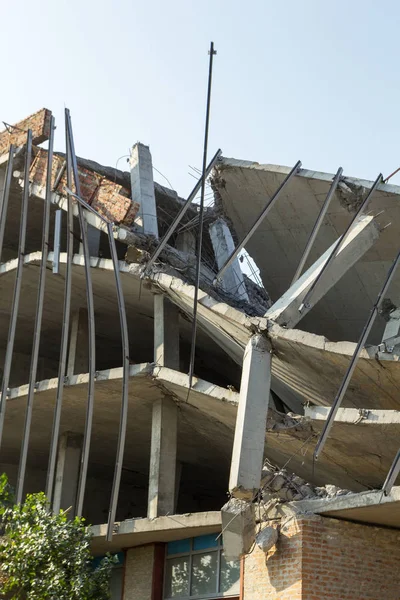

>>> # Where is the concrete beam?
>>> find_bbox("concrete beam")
[67,308,89,377]
[154,295,180,370]
[266,215,380,328]
[148,396,178,518]
[229,334,272,499]
[210,217,249,302]
[53,431,83,516]
[130,143,158,238]
[305,406,400,424]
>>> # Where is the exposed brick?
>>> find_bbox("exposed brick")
[29,147,140,226]
[243,516,400,600]
[0,108,52,156]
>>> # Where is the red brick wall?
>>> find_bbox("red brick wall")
[0,108,51,155]
[0,108,139,227]
[30,149,139,226]
[243,515,400,600]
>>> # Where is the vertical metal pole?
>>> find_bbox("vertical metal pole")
[188,41,216,388]
[55,187,129,536]
[53,210,62,274]
[0,132,32,447]
[15,118,56,503]
[65,109,96,517]
[314,245,400,461]
[300,172,383,312]
[106,221,130,541]
[0,144,16,263]
[45,120,74,502]
[291,167,343,285]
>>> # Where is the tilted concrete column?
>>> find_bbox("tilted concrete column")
[154,295,180,369]
[53,431,83,516]
[176,230,196,254]
[130,143,158,238]
[209,217,249,302]
[148,396,178,518]
[266,214,380,328]
[229,334,272,499]
[67,308,88,377]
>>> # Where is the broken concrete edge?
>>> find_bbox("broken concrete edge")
[215,156,400,199]
[90,510,222,555]
[288,485,400,517]
[0,251,392,370]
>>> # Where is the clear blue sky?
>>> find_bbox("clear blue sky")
[3,0,400,196]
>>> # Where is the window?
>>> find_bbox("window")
[164,535,240,599]
[92,552,124,600]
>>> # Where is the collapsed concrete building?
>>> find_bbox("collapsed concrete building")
[1,108,400,599]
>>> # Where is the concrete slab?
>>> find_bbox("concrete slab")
[214,158,400,343]
[91,511,222,555]
[291,487,400,529]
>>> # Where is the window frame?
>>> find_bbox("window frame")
[163,536,239,600]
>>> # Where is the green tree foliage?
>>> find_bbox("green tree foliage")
[0,474,117,599]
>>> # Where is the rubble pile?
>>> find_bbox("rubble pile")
[260,460,351,504]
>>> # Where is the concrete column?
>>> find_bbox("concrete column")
[67,308,88,377]
[229,334,271,499]
[209,217,249,302]
[53,431,83,516]
[176,230,196,255]
[154,295,180,369]
[130,143,158,238]
[148,396,178,518]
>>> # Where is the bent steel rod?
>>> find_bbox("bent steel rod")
[106,221,130,541]
[188,41,216,389]
[143,148,222,276]
[314,244,400,461]
[0,144,16,262]
[66,109,96,517]
[62,187,130,539]
[214,160,302,283]
[45,120,74,502]
[0,131,32,448]
[291,167,343,285]
[16,117,56,504]
[299,172,383,313]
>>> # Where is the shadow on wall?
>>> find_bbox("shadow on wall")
[263,522,302,595]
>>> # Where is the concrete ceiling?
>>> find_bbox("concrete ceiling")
[215,159,400,344]
[0,253,238,387]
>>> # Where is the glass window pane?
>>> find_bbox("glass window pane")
[164,556,190,598]
[167,538,191,555]
[220,552,240,595]
[191,551,218,596]
[193,534,219,551]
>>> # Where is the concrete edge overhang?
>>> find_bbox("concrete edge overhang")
[90,511,222,555]
[0,360,239,406]
[217,157,400,197]
[0,250,380,362]
[288,486,400,529]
